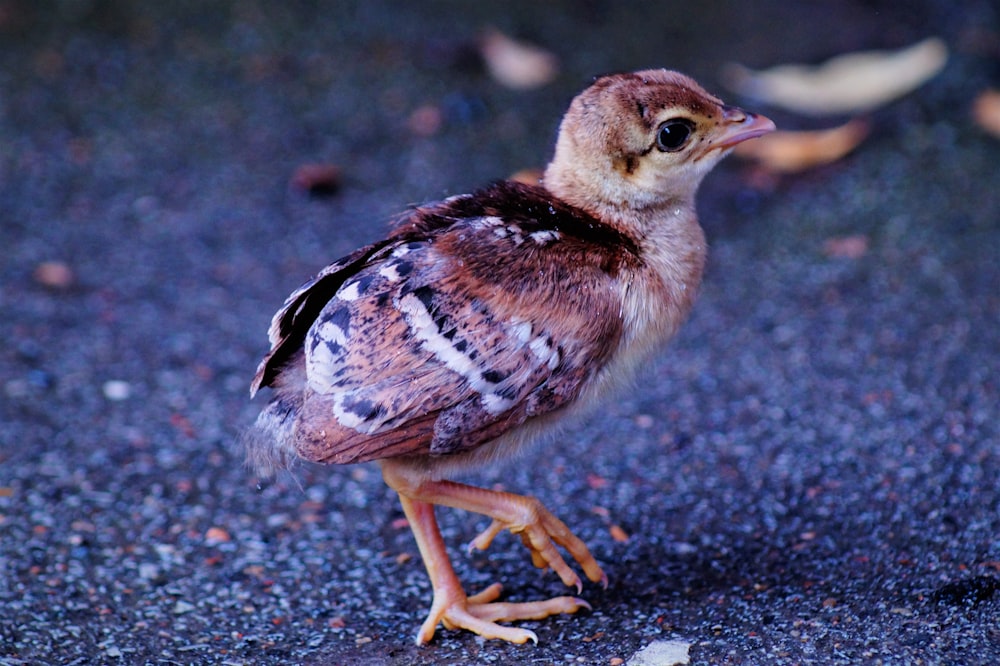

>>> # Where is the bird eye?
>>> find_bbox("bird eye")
[656,119,694,152]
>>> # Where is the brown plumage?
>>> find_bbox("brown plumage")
[246,69,774,645]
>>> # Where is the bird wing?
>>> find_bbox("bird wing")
[255,182,638,464]
[250,239,396,396]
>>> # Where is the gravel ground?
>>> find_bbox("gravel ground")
[2,1,999,664]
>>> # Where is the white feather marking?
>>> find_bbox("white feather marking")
[338,281,362,302]
[512,320,533,344]
[528,335,549,358]
[397,291,513,415]
[306,333,347,393]
[548,347,561,370]
[332,395,369,431]
[399,292,481,378]
[378,262,402,282]
[527,334,561,370]
[529,229,561,245]
[507,225,524,244]
[481,392,515,414]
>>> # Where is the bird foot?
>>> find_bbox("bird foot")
[416,581,590,645]
[468,497,608,592]
[381,467,607,644]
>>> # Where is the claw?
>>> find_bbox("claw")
[469,519,506,553]
[382,463,606,644]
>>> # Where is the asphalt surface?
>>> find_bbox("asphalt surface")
[2,2,999,664]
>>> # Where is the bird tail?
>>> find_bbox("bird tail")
[242,395,300,478]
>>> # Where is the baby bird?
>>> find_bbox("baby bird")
[246,69,774,645]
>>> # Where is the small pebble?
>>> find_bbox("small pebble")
[635,414,656,429]
[138,563,160,580]
[102,380,132,401]
[173,600,196,615]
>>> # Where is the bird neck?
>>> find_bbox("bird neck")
[542,159,700,230]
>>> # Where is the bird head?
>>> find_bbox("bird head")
[543,69,774,217]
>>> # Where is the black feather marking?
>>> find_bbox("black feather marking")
[409,285,436,312]
[254,240,393,392]
[354,273,376,295]
[326,304,351,333]
[341,396,386,423]
[482,369,508,384]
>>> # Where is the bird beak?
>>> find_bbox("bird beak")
[714,105,776,149]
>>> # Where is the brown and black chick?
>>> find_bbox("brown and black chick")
[245,69,774,645]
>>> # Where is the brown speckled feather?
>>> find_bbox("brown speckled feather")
[253,181,639,465]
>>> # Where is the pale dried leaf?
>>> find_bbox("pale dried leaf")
[509,167,543,185]
[290,163,341,196]
[609,524,630,543]
[733,118,870,173]
[33,260,74,288]
[407,104,443,137]
[972,89,1000,138]
[479,29,559,90]
[823,235,870,259]
[723,37,948,115]
[205,526,231,543]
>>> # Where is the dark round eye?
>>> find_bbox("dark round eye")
[656,119,694,152]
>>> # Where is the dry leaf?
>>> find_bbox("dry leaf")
[290,163,341,196]
[407,104,443,137]
[33,260,75,288]
[823,235,870,259]
[973,89,1000,139]
[609,524,630,543]
[205,527,231,543]
[586,473,609,490]
[733,118,870,173]
[723,37,948,115]
[479,29,558,90]
[509,167,543,185]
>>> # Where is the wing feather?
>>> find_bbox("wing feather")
[252,182,636,465]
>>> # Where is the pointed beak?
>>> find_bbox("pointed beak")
[715,105,776,150]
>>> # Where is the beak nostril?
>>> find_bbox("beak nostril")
[722,105,748,123]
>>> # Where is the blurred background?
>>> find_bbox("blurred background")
[1,2,998,664]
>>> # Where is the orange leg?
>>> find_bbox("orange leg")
[383,461,605,645]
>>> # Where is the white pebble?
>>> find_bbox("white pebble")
[628,639,692,666]
[102,380,132,401]
[172,600,196,615]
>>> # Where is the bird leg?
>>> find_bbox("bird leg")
[383,462,605,644]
